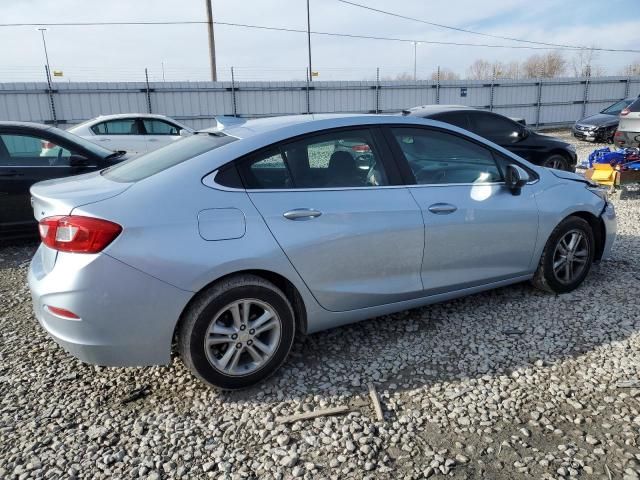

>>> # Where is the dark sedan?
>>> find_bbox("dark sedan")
[0,121,128,240]
[572,98,635,143]
[403,106,577,171]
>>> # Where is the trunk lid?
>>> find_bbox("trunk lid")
[30,170,132,221]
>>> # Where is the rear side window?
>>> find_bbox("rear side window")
[390,127,503,184]
[92,119,140,135]
[626,98,640,112]
[102,132,236,183]
[431,112,471,130]
[470,112,519,139]
[237,129,389,189]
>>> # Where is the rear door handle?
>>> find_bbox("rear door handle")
[0,170,21,177]
[428,203,457,215]
[283,208,322,220]
[148,138,159,142]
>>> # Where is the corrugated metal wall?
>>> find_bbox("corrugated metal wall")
[1,76,639,130]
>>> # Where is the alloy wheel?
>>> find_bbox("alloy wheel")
[204,299,281,376]
[552,229,590,285]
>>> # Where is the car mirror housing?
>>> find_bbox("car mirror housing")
[505,164,529,195]
[179,129,193,138]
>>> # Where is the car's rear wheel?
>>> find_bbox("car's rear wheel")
[178,275,295,389]
[542,154,569,171]
[532,216,595,294]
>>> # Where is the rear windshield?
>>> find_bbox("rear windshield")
[102,132,237,183]
[626,98,640,113]
[601,99,634,115]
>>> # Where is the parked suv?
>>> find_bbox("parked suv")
[403,105,577,171]
[573,98,635,143]
[614,98,640,147]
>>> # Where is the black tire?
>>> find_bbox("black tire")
[542,154,569,171]
[178,274,295,389]
[532,216,595,294]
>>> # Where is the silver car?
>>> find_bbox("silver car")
[28,114,616,389]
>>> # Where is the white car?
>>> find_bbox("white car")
[66,114,201,156]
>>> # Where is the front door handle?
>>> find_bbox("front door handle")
[283,208,322,220]
[428,203,457,215]
[0,170,20,177]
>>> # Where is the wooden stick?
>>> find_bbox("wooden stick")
[368,383,384,422]
[276,406,350,424]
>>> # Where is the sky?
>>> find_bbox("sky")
[1,0,640,82]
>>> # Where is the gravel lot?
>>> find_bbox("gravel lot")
[1,131,640,480]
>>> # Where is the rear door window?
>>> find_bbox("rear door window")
[237,129,391,189]
[92,119,141,135]
[142,119,181,135]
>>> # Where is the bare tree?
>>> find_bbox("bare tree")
[431,68,459,81]
[571,48,605,76]
[394,72,414,81]
[522,51,567,78]
[467,59,493,80]
[621,60,640,76]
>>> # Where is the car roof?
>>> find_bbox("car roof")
[0,121,53,130]
[82,113,181,123]
[402,105,477,116]
[218,114,389,139]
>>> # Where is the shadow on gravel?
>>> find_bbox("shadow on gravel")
[220,230,640,409]
[0,240,37,270]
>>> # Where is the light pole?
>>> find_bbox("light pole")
[413,41,420,81]
[307,0,313,81]
[37,27,52,81]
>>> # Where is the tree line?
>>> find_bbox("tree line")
[391,50,640,80]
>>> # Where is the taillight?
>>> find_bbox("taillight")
[38,215,122,253]
[41,140,56,149]
[351,144,371,153]
[620,108,630,116]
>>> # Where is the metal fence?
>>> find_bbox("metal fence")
[1,75,639,131]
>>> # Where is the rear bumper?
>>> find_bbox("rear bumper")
[614,131,640,147]
[600,202,616,261]
[28,245,192,366]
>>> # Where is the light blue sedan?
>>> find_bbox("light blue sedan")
[28,114,616,389]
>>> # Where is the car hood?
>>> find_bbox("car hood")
[576,113,618,127]
[549,168,593,185]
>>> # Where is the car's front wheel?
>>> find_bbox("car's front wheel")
[178,275,296,389]
[532,216,595,294]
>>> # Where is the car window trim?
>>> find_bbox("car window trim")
[381,124,538,186]
[230,125,404,191]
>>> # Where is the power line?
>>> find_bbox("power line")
[335,0,625,52]
[1,19,639,53]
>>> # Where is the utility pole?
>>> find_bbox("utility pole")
[37,28,52,83]
[413,42,418,81]
[307,0,312,81]
[205,0,217,81]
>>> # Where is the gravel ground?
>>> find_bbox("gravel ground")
[2,131,640,480]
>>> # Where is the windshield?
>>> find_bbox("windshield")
[102,132,237,183]
[52,127,115,157]
[601,99,633,115]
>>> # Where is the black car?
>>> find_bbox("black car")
[0,122,128,240]
[402,105,577,171]
[572,98,635,143]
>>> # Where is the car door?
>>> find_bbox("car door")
[0,131,94,230]
[467,111,538,162]
[385,126,539,293]
[141,118,183,152]
[90,118,148,156]
[238,127,425,312]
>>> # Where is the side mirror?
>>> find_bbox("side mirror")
[179,129,193,137]
[505,164,529,195]
[69,154,90,167]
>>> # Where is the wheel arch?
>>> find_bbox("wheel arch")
[173,269,308,346]
[561,211,606,262]
[548,149,575,168]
